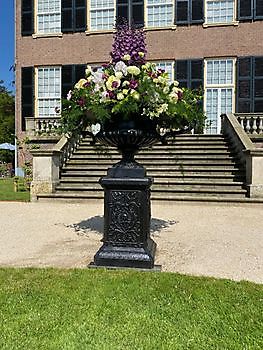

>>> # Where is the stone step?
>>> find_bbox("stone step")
[77,145,230,152]
[60,173,245,181]
[71,153,234,160]
[62,164,243,172]
[52,187,247,198]
[57,181,245,191]
[67,158,238,165]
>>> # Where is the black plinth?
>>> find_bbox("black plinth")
[93,165,156,269]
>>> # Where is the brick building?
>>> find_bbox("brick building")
[16,0,263,145]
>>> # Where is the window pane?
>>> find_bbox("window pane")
[206,0,234,23]
[90,0,114,30]
[155,61,173,81]
[147,1,173,27]
[37,67,61,117]
[206,59,233,85]
[37,0,61,33]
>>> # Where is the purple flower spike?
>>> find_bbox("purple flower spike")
[110,19,147,66]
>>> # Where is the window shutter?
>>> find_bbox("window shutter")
[62,65,74,98]
[21,67,34,131]
[117,0,144,27]
[191,0,204,23]
[175,59,203,89]
[75,64,86,82]
[62,65,86,98]
[62,0,74,32]
[175,60,189,87]
[132,0,144,27]
[190,60,203,90]
[236,57,253,112]
[176,0,189,24]
[117,0,129,22]
[255,0,263,19]
[75,0,86,31]
[238,0,253,20]
[254,57,263,112]
[21,0,34,36]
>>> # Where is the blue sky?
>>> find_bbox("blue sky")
[0,0,14,92]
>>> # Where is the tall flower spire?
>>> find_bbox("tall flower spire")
[110,19,147,66]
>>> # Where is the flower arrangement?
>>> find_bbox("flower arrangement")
[61,21,204,133]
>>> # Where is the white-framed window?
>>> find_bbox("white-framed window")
[146,0,174,27]
[37,0,61,34]
[154,61,174,81]
[205,0,235,24]
[204,59,235,134]
[37,67,61,118]
[89,0,115,31]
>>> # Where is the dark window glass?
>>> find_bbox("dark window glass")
[177,2,189,22]
[239,81,251,98]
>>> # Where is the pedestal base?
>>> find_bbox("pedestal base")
[94,238,156,269]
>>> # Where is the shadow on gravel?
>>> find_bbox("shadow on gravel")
[67,215,177,237]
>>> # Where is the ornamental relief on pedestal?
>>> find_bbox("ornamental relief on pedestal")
[107,190,142,244]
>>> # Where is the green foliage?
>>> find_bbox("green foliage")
[61,62,206,134]
[0,268,262,349]
[0,81,15,144]
[0,178,30,201]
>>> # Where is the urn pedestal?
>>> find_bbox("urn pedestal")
[94,174,156,269]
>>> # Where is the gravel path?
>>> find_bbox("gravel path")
[0,201,262,284]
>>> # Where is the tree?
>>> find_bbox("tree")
[0,80,15,163]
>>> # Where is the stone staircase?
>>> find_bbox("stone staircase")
[37,134,249,202]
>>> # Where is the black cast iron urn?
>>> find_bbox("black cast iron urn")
[92,117,160,269]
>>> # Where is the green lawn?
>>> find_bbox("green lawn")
[0,178,30,201]
[0,268,262,350]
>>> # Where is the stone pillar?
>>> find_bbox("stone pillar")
[30,150,61,201]
[245,149,263,197]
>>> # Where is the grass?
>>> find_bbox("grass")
[0,268,262,350]
[0,178,30,201]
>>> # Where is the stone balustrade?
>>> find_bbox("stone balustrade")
[25,116,61,135]
[221,113,263,197]
[235,113,263,135]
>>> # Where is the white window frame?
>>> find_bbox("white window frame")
[36,0,61,34]
[153,61,175,82]
[146,0,175,28]
[88,0,116,31]
[204,58,236,134]
[204,0,238,26]
[35,66,62,119]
